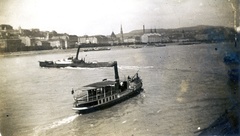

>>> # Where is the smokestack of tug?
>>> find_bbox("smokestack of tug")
[113,61,119,84]
[75,45,81,60]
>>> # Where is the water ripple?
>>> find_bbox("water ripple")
[33,114,79,136]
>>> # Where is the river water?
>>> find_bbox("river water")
[0,43,235,136]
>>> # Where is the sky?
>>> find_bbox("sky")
[0,0,239,36]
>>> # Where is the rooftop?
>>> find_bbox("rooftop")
[85,80,116,88]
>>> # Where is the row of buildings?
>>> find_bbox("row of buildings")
[1,24,233,52]
[0,24,173,52]
[0,25,79,51]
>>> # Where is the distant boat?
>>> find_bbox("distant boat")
[154,43,166,47]
[178,41,201,45]
[83,47,111,52]
[71,61,143,113]
[130,45,144,49]
[39,46,114,68]
[146,43,166,47]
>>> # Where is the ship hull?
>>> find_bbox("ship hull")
[39,61,114,68]
[73,88,143,114]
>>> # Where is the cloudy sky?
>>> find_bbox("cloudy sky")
[0,0,238,36]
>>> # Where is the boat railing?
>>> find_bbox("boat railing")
[76,91,125,102]
[88,92,113,101]
[74,94,87,101]
[74,93,104,102]
[74,84,141,103]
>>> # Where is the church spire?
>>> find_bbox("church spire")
[120,25,124,43]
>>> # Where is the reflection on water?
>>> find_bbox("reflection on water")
[0,43,234,135]
[177,80,189,102]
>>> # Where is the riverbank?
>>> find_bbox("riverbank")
[0,49,72,58]
[0,44,166,58]
[0,42,233,58]
[0,45,128,58]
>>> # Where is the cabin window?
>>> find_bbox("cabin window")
[99,100,101,104]
[103,99,105,103]
[111,86,116,94]
[112,96,114,99]
[106,98,108,102]
[105,86,111,96]
[109,97,111,101]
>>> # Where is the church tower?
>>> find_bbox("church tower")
[18,26,22,34]
[120,25,124,43]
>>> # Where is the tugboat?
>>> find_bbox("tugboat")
[71,61,143,113]
[39,46,114,68]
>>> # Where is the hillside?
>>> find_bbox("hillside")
[116,25,235,41]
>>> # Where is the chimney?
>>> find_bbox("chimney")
[46,32,49,40]
[143,25,145,34]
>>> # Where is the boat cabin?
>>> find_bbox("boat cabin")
[71,60,143,113]
[72,80,129,106]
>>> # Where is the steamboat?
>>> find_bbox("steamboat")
[39,46,114,68]
[71,61,143,113]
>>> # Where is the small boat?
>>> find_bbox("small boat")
[146,43,166,47]
[71,61,143,113]
[39,46,114,68]
[83,47,111,52]
[154,43,166,47]
[178,41,201,45]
